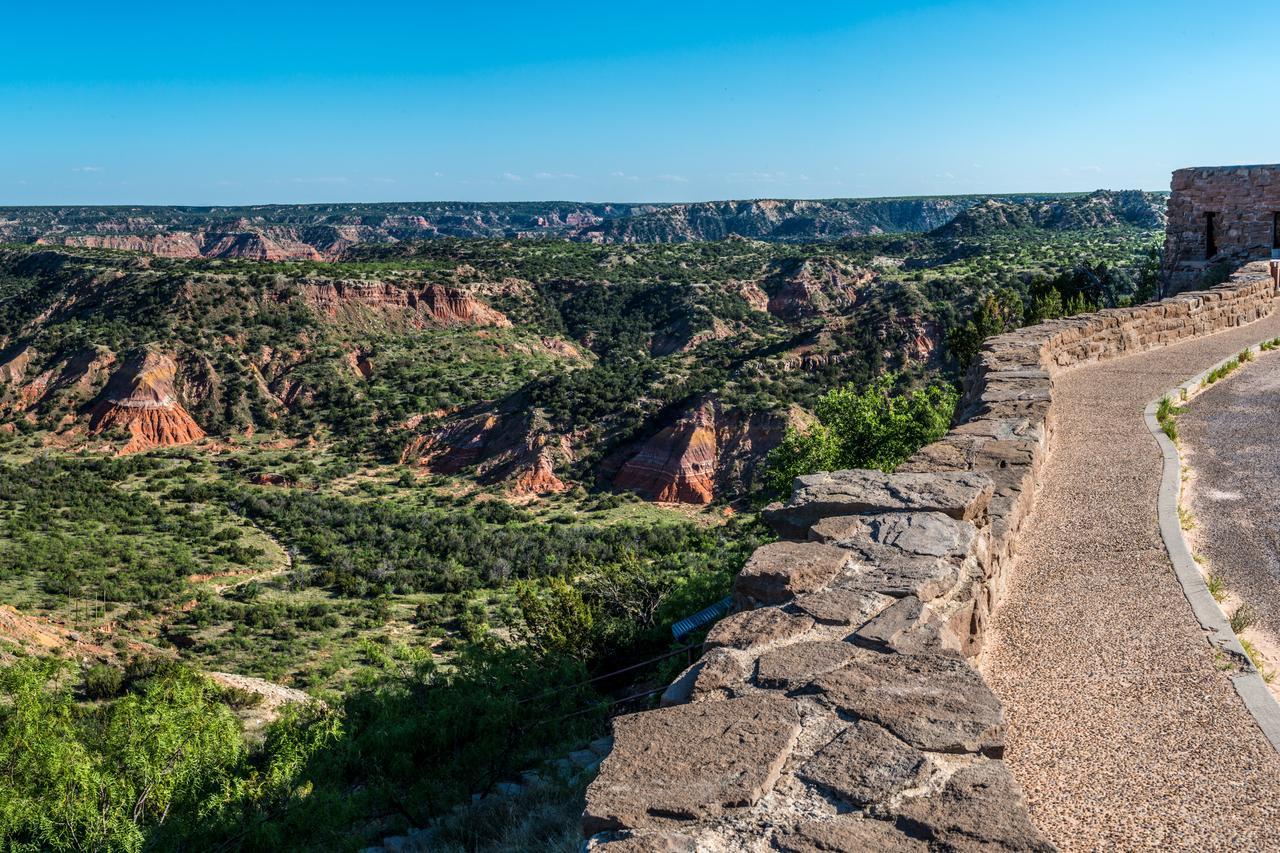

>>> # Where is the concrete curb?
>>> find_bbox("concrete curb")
[1144,339,1280,753]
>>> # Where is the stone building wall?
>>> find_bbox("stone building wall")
[581,261,1279,852]
[1165,165,1280,292]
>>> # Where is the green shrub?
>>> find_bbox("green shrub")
[1230,604,1258,634]
[83,664,124,700]
[764,373,957,494]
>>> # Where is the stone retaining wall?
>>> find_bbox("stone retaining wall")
[581,261,1279,853]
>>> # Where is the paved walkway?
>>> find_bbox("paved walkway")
[1180,349,1280,639]
[983,312,1280,851]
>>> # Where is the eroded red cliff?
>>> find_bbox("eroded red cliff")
[612,398,793,504]
[302,280,511,328]
[90,350,205,453]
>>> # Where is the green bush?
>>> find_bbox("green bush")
[82,664,124,700]
[764,373,958,494]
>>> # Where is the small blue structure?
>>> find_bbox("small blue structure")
[671,595,732,639]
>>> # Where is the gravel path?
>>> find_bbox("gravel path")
[983,313,1280,852]
[1180,349,1280,639]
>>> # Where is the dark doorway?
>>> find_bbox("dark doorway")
[1273,212,1279,250]
[1205,212,1217,259]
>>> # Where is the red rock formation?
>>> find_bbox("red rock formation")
[302,280,511,328]
[510,449,568,495]
[764,258,872,321]
[346,350,374,379]
[0,347,33,388]
[540,336,583,359]
[401,403,569,495]
[0,346,117,416]
[737,281,770,312]
[200,230,325,261]
[40,233,203,258]
[615,404,719,503]
[90,350,205,453]
[613,398,793,504]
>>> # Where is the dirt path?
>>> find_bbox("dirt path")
[983,312,1280,851]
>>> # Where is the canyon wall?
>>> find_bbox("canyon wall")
[1165,165,1280,292]
[582,261,1280,852]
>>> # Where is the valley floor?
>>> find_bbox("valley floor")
[983,312,1280,851]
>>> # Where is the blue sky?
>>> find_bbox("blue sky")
[1,0,1275,205]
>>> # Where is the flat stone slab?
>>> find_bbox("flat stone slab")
[794,587,893,626]
[797,720,933,807]
[733,541,851,606]
[583,694,801,834]
[775,816,928,853]
[814,512,979,602]
[895,761,1054,852]
[754,640,864,689]
[690,648,747,699]
[854,595,958,654]
[703,608,814,652]
[812,511,976,558]
[764,469,993,538]
[809,652,1004,756]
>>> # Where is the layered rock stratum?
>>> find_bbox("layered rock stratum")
[90,350,205,453]
[0,192,1166,258]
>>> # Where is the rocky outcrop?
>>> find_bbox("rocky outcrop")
[401,401,569,495]
[90,350,205,453]
[762,257,871,321]
[612,398,791,504]
[0,345,117,418]
[584,261,1280,851]
[0,194,1121,254]
[932,190,1167,239]
[302,279,511,328]
[46,233,204,257]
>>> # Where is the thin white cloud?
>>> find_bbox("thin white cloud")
[72,165,102,173]
[371,177,397,184]
[730,171,793,184]
[534,171,580,180]
[501,172,524,182]
[290,176,350,184]
[657,174,689,183]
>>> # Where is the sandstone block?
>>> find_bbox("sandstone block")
[703,607,814,652]
[794,587,893,626]
[854,595,960,654]
[775,817,928,853]
[797,720,933,807]
[763,470,993,539]
[733,541,851,607]
[754,640,863,689]
[810,652,1004,756]
[582,694,801,834]
[814,512,980,602]
[689,647,748,700]
[895,760,1054,852]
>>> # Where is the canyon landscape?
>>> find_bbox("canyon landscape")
[4,3,1274,851]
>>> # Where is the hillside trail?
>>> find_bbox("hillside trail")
[983,311,1280,851]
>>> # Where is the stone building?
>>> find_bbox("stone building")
[1164,164,1280,292]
